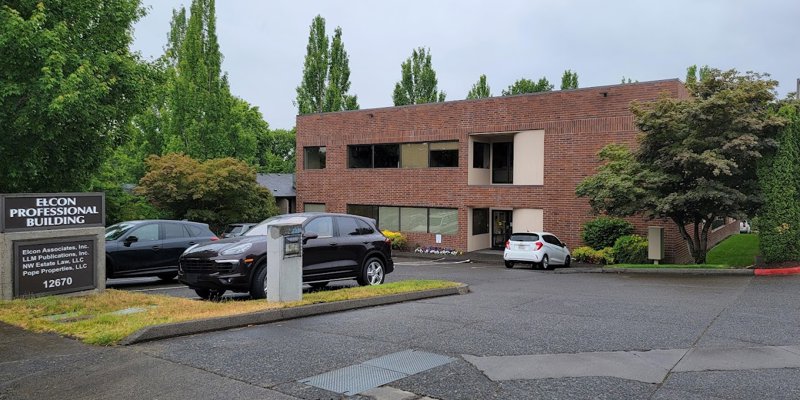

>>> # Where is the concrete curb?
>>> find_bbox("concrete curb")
[120,284,470,346]
[600,267,754,276]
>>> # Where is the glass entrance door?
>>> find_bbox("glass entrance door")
[492,210,512,249]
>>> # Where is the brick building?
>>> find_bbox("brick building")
[295,79,738,263]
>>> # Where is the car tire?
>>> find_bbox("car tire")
[308,281,329,289]
[157,273,177,281]
[541,255,551,270]
[195,288,226,301]
[563,256,571,268]
[250,263,268,299]
[357,257,385,286]
[505,261,514,268]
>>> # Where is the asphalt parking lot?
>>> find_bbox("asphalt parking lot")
[3,258,800,399]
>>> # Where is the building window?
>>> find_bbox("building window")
[401,207,428,232]
[348,145,372,168]
[379,206,400,231]
[429,141,459,167]
[429,208,458,235]
[304,203,326,212]
[347,204,379,221]
[373,144,400,168]
[492,142,513,184]
[473,142,490,168]
[401,143,429,168]
[304,146,326,169]
[472,208,489,235]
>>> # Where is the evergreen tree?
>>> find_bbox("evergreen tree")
[467,74,492,99]
[392,47,446,106]
[296,15,358,114]
[560,70,579,90]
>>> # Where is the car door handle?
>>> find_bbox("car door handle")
[188,241,196,245]
[329,243,338,246]
[152,245,160,251]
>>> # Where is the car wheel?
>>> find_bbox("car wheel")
[357,257,385,286]
[541,255,551,270]
[505,261,514,269]
[308,281,329,289]
[250,263,268,299]
[564,255,571,268]
[195,288,226,301]
[157,273,177,281]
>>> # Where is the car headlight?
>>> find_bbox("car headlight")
[219,242,252,256]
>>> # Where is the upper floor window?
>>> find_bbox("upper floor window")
[348,141,458,169]
[304,146,326,169]
[473,142,490,168]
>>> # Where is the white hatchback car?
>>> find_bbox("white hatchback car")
[503,232,571,270]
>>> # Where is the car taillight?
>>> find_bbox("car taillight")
[210,236,219,241]
[505,240,510,249]
[533,241,543,251]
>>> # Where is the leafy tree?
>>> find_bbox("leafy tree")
[296,15,358,114]
[620,76,637,84]
[501,77,553,96]
[392,47,446,106]
[0,0,153,192]
[466,74,492,99]
[560,70,579,90]
[685,64,711,86]
[757,101,800,262]
[577,68,784,263]
[136,153,278,231]
[257,128,296,173]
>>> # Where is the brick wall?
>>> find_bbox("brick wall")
[295,79,730,262]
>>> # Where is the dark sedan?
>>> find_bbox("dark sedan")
[105,220,218,280]
[178,213,394,300]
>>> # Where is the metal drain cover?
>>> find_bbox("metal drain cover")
[299,350,455,395]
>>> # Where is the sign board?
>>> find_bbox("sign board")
[1,193,105,233]
[14,237,96,297]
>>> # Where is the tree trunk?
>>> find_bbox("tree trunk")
[674,218,710,264]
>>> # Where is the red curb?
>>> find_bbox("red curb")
[754,266,800,276]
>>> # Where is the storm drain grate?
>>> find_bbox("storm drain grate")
[299,350,455,395]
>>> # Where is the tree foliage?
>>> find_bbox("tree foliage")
[136,154,278,230]
[0,0,152,192]
[578,68,785,263]
[296,15,358,114]
[581,216,634,250]
[757,101,800,262]
[466,74,491,99]
[560,70,579,90]
[257,128,296,173]
[392,47,446,106]
[501,77,553,96]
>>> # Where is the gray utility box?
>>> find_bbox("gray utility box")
[266,221,303,302]
[647,226,665,264]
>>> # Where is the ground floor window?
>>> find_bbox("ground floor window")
[304,203,326,212]
[472,208,489,235]
[347,204,458,234]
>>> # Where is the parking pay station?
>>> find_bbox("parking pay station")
[266,220,303,302]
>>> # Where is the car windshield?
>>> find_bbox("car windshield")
[510,233,539,242]
[105,222,137,240]
[224,225,246,234]
[244,216,309,236]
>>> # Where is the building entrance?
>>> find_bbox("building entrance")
[491,210,512,249]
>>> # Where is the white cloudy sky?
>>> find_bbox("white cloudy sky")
[131,0,800,130]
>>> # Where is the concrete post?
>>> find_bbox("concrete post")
[266,223,303,302]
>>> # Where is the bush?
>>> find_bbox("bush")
[582,216,634,249]
[612,234,648,264]
[572,246,615,265]
[381,230,408,250]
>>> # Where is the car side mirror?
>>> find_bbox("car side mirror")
[562,242,567,248]
[302,232,319,244]
[124,236,138,247]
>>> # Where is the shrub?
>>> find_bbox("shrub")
[381,230,408,250]
[582,216,634,249]
[572,246,615,265]
[613,234,648,264]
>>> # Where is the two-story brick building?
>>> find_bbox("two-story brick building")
[295,79,738,263]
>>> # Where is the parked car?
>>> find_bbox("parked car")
[178,212,394,300]
[105,220,218,280]
[503,231,571,270]
[221,222,257,238]
[739,220,751,234]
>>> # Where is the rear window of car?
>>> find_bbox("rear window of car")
[510,233,539,242]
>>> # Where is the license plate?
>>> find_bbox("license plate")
[517,245,529,250]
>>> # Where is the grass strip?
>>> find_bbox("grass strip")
[608,264,733,269]
[0,280,460,346]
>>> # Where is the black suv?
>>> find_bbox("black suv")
[105,220,218,280]
[178,213,394,299]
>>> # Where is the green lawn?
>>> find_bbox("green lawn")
[706,233,759,267]
[609,264,730,269]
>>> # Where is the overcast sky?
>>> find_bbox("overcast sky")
[131,0,800,130]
